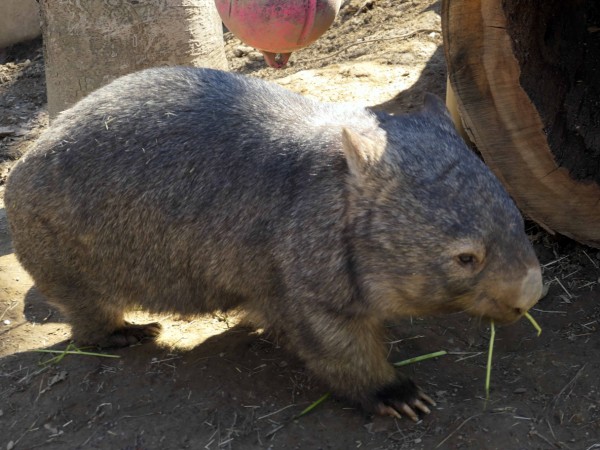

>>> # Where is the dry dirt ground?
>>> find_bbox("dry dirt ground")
[0,1,599,449]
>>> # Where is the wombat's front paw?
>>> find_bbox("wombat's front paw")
[99,321,162,348]
[372,377,435,422]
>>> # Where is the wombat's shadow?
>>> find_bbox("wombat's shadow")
[20,292,322,407]
[13,320,331,443]
[20,287,312,382]
[21,285,314,397]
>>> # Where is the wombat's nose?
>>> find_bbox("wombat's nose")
[514,266,543,314]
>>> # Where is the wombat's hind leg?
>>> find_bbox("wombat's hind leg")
[100,321,163,348]
[69,312,162,348]
[373,378,436,422]
[48,292,162,348]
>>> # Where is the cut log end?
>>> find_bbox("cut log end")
[443,0,600,247]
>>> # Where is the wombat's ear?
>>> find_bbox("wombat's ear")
[422,93,452,119]
[341,128,386,177]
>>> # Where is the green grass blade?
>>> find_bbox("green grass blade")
[524,312,542,336]
[485,321,496,401]
[34,349,121,358]
[296,392,331,418]
[393,350,447,367]
[34,345,120,367]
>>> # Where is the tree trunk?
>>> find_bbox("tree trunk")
[443,0,600,247]
[39,0,228,120]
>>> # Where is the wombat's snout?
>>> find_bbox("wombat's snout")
[514,266,543,314]
[496,264,543,323]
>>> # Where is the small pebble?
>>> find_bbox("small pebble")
[247,51,264,62]
[3,320,10,326]
[233,45,253,58]
[513,387,527,394]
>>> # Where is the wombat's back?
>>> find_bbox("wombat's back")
[5,68,368,320]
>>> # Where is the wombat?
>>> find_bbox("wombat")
[5,67,542,420]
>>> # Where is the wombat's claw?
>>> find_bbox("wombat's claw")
[377,404,403,419]
[399,403,420,422]
[413,398,432,414]
[380,396,432,422]
[374,380,435,421]
[376,402,420,422]
[105,322,162,347]
[419,391,436,407]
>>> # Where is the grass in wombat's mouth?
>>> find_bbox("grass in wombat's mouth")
[485,312,542,400]
[524,311,542,336]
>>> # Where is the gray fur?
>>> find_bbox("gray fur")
[5,67,541,415]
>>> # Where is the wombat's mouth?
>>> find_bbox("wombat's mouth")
[472,266,543,324]
[475,297,528,324]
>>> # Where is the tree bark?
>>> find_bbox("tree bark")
[39,0,228,120]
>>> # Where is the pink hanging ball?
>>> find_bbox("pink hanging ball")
[215,0,342,68]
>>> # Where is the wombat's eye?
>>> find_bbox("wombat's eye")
[457,253,477,266]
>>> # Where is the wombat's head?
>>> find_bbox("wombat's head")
[345,95,542,324]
